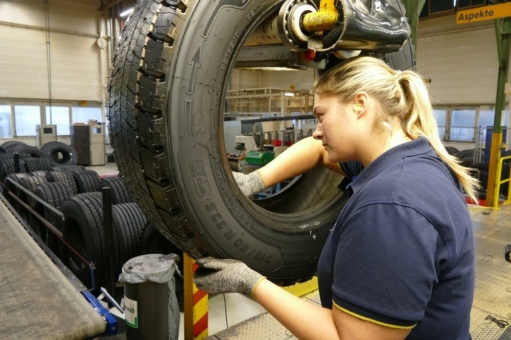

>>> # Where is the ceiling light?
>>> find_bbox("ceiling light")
[284,92,295,97]
[120,8,134,17]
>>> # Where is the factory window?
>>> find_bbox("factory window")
[478,109,508,143]
[450,109,477,142]
[420,0,488,18]
[45,106,71,135]
[14,105,41,137]
[0,105,13,138]
[430,0,455,14]
[433,109,447,140]
[72,107,102,125]
[458,0,486,9]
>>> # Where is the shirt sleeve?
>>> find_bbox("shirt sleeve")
[339,161,364,180]
[332,203,440,328]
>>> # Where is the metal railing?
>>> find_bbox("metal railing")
[492,155,511,209]
[7,177,65,238]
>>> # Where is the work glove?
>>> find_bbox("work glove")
[232,171,266,197]
[193,257,266,298]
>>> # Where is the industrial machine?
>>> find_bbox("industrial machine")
[233,135,258,157]
[89,122,106,166]
[36,124,57,148]
[70,121,106,166]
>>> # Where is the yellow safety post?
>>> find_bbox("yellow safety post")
[183,254,208,340]
[283,277,319,297]
[487,132,503,207]
[492,155,511,209]
[487,17,511,207]
[302,0,338,33]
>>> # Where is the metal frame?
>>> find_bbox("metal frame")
[486,16,511,206]
[492,156,511,209]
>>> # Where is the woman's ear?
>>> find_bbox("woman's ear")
[353,92,369,116]
[354,91,369,110]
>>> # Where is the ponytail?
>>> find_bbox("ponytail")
[398,71,479,201]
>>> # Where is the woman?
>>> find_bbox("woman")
[194,56,478,340]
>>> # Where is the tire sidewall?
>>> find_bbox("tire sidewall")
[120,0,413,281]
[166,0,343,278]
[61,198,100,286]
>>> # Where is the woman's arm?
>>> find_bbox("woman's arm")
[194,258,411,340]
[254,279,412,340]
[259,136,344,187]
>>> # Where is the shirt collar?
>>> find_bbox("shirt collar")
[349,137,433,194]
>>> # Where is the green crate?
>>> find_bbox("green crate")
[245,151,274,166]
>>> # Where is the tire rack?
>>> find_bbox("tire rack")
[1,153,118,337]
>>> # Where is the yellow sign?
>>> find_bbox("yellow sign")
[456,3,511,24]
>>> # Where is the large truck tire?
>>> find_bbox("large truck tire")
[99,176,133,204]
[16,175,47,225]
[11,146,47,158]
[0,159,27,182]
[72,170,101,194]
[33,182,74,252]
[61,193,144,288]
[2,173,29,208]
[52,165,86,173]
[0,141,28,154]
[24,157,53,173]
[112,203,147,268]
[60,192,111,288]
[46,170,79,195]
[455,149,475,168]
[40,141,78,166]
[108,0,414,284]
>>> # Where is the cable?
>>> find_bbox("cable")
[223,294,229,328]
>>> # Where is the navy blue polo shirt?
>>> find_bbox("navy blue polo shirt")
[318,138,475,340]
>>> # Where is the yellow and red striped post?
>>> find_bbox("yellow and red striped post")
[184,254,208,340]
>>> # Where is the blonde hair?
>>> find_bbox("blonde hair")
[313,56,479,201]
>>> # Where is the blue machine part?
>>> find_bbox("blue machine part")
[81,290,118,336]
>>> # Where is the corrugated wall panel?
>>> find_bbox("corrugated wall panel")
[0,0,98,35]
[0,26,49,99]
[0,0,101,101]
[45,0,99,35]
[0,0,46,27]
[47,32,101,101]
[417,15,501,105]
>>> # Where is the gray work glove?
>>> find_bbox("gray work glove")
[232,171,266,197]
[193,257,266,298]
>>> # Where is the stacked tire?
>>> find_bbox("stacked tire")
[60,192,145,288]
[0,156,149,290]
[40,141,78,166]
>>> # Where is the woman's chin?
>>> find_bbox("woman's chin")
[327,154,342,164]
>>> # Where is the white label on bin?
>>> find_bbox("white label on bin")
[124,297,138,328]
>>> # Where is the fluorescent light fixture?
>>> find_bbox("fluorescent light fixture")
[120,8,134,17]
[284,92,295,97]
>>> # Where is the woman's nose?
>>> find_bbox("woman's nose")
[313,125,322,140]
